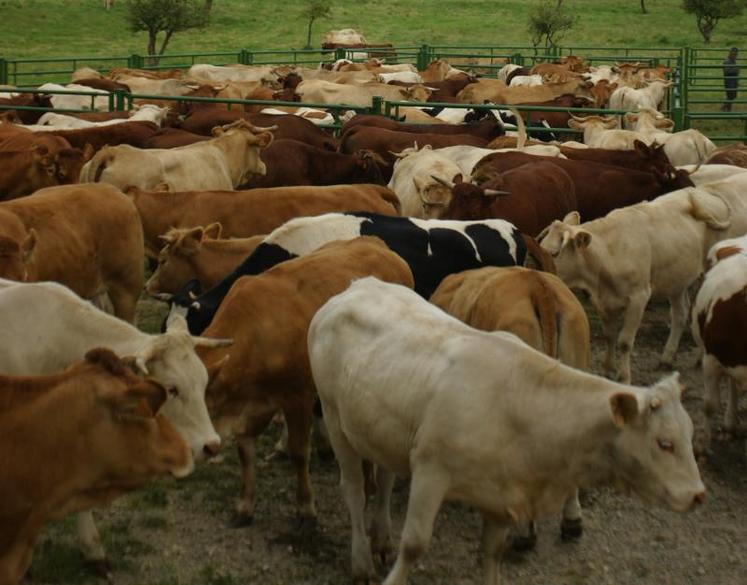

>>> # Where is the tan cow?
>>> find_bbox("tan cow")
[0,348,192,585]
[0,183,144,322]
[431,266,591,547]
[79,119,274,191]
[296,79,432,107]
[146,225,265,295]
[194,237,414,527]
[125,183,401,258]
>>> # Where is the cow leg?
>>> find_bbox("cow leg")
[660,290,689,369]
[616,288,650,384]
[383,466,448,585]
[481,514,509,585]
[370,467,395,567]
[701,354,723,452]
[76,511,110,572]
[509,521,536,552]
[106,285,138,324]
[600,312,618,379]
[724,377,741,438]
[324,403,376,584]
[283,402,317,525]
[559,490,583,541]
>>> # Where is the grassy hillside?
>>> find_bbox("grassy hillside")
[1,0,747,60]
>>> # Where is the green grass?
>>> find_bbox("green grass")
[1,0,747,61]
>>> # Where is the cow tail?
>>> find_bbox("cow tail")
[509,107,527,150]
[521,233,556,274]
[689,189,731,231]
[530,276,559,359]
[90,148,115,183]
[380,187,402,214]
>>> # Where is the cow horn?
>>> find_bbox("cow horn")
[483,189,511,197]
[191,336,234,348]
[569,112,587,122]
[430,174,454,189]
[188,291,199,301]
[247,123,278,133]
[150,292,174,302]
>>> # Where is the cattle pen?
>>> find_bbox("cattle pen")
[1,43,745,142]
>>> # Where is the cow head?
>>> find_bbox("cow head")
[213,120,276,185]
[0,230,35,282]
[632,139,676,175]
[609,373,705,512]
[402,84,432,103]
[147,224,223,296]
[625,108,674,133]
[568,113,618,132]
[589,80,618,108]
[431,174,511,221]
[353,150,387,184]
[55,144,95,184]
[122,313,232,462]
[537,212,593,289]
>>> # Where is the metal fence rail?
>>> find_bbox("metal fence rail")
[2,44,746,142]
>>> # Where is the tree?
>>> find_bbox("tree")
[302,0,332,50]
[640,0,648,13]
[527,2,576,50]
[682,0,746,42]
[126,0,209,63]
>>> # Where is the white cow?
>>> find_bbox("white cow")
[377,71,424,84]
[187,63,276,84]
[0,279,231,564]
[387,145,463,217]
[509,74,544,87]
[38,82,110,110]
[680,163,747,186]
[540,175,747,383]
[35,104,170,130]
[567,114,653,150]
[691,235,747,452]
[309,277,704,585]
[609,79,671,126]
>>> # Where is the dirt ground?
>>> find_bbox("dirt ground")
[30,296,747,585]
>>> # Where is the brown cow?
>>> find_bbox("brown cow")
[0,184,144,321]
[146,225,264,295]
[341,113,504,141]
[705,143,747,168]
[43,120,159,151]
[432,165,577,236]
[472,151,694,222]
[243,139,386,188]
[196,237,414,526]
[0,348,192,585]
[143,127,210,149]
[126,183,401,258]
[0,93,53,124]
[340,126,488,181]
[179,110,338,151]
[74,77,131,92]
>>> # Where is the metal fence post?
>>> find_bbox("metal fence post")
[239,49,253,65]
[370,96,383,116]
[511,52,523,66]
[335,47,346,61]
[113,89,127,111]
[0,58,7,85]
[128,54,143,69]
[417,44,430,70]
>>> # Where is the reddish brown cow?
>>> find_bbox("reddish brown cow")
[43,120,159,151]
[0,348,192,585]
[179,109,338,150]
[560,140,676,174]
[342,113,504,141]
[143,128,210,149]
[0,93,53,124]
[472,151,694,222]
[67,110,131,122]
[434,164,577,236]
[243,86,300,113]
[388,73,477,103]
[340,126,488,180]
[515,93,593,133]
[243,139,386,188]
[74,78,131,92]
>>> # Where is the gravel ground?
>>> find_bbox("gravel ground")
[30,297,747,585]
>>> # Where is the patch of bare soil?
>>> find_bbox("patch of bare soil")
[31,298,747,585]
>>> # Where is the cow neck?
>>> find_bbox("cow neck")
[133,190,185,255]
[192,240,256,290]
[210,130,252,186]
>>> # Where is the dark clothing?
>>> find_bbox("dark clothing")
[722,56,739,111]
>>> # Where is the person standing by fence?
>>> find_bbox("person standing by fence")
[722,47,739,112]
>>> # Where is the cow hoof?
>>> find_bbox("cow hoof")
[657,359,673,371]
[85,558,113,580]
[510,533,537,552]
[229,513,254,528]
[560,518,583,541]
[296,514,318,531]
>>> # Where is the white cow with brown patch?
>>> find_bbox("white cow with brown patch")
[309,278,704,585]
[692,235,747,453]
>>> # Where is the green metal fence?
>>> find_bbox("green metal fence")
[1,44,745,142]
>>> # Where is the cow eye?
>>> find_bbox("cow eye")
[657,439,674,453]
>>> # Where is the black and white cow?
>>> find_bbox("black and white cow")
[175,212,531,334]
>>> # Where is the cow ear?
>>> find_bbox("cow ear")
[85,347,127,376]
[82,142,95,161]
[178,227,204,255]
[609,392,640,428]
[574,230,592,249]
[562,211,581,225]
[256,131,273,148]
[203,222,223,239]
[111,382,169,421]
[154,183,170,193]
[453,173,464,185]
[21,229,36,262]
[633,139,650,155]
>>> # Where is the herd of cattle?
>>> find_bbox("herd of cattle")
[1,52,747,585]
